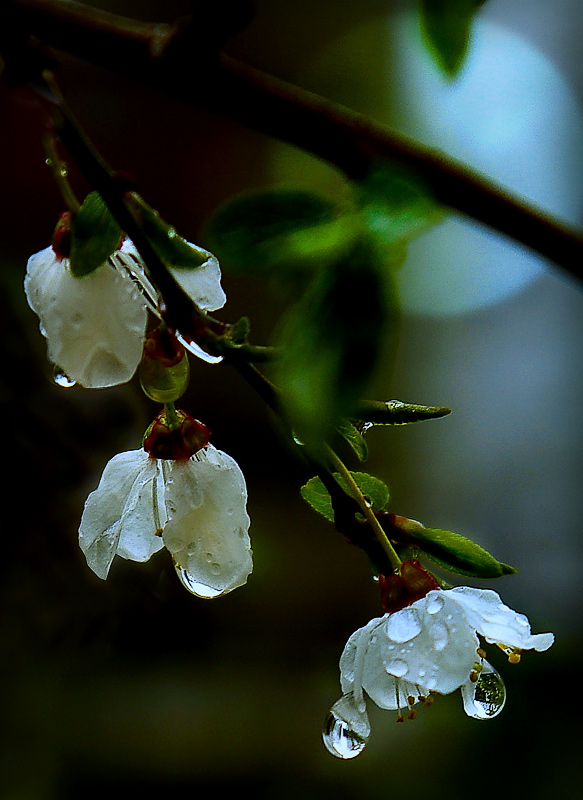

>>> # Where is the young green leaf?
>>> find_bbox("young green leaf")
[353,399,452,426]
[335,419,368,462]
[357,162,444,261]
[419,0,487,77]
[301,472,390,523]
[396,518,516,578]
[273,235,399,453]
[69,192,123,277]
[204,188,358,276]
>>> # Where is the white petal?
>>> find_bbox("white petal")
[446,587,555,651]
[79,450,156,578]
[169,247,226,313]
[116,457,166,563]
[162,445,252,596]
[363,592,480,696]
[25,247,147,388]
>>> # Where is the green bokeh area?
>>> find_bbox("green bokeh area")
[1,1,582,798]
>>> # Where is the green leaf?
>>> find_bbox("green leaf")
[419,0,487,77]
[301,472,390,523]
[357,163,444,263]
[353,399,451,426]
[402,520,516,578]
[336,419,368,462]
[205,188,359,276]
[133,195,209,271]
[69,192,123,277]
[273,235,399,453]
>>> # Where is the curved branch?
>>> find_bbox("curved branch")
[3,0,583,283]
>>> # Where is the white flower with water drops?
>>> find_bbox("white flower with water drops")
[78,411,252,598]
[323,564,554,759]
[25,224,227,387]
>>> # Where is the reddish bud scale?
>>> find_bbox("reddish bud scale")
[143,326,185,368]
[52,212,72,260]
[379,560,440,614]
[143,410,210,460]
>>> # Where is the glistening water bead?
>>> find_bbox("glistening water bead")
[462,662,506,719]
[322,710,368,760]
[175,566,225,598]
[53,366,76,388]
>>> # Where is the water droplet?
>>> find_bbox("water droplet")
[385,659,408,678]
[291,431,305,446]
[53,366,76,388]
[462,662,506,719]
[167,227,176,239]
[357,421,374,434]
[425,676,438,690]
[322,696,370,760]
[60,164,68,177]
[385,607,422,643]
[175,566,224,598]
[175,331,223,364]
[430,622,449,651]
[426,594,444,615]
[45,157,53,167]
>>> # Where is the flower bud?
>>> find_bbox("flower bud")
[139,327,190,403]
[52,212,72,260]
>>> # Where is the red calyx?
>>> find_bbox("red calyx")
[143,326,185,368]
[379,560,440,614]
[143,410,210,460]
[52,212,72,260]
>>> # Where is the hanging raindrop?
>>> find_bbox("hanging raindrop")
[322,694,370,760]
[461,661,506,719]
[53,366,76,388]
[175,565,224,598]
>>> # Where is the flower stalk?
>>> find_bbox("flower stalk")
[326,445,402,573]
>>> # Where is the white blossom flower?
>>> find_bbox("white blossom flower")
[25,238,226,388]
[324,586,553,757]
[78,444,252,598]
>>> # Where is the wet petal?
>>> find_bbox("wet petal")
[169,247,226,313]
[162,446,252,596]
[447,587,555,652]
[116,458,166,563]
[25,247,147,388]
[79,450,155,578]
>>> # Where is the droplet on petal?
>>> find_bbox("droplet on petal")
[322,694,370,760]
[461,661,506,719]
[426,594,445,615]
[175,565,224,598]
[53,365,76,387]
[385,659,409,678]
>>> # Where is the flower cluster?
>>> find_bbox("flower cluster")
[323,560,554,759]
[26,210,253,598]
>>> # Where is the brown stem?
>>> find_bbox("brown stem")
[3,0,583,282]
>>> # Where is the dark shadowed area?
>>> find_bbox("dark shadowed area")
[1,1,581,798]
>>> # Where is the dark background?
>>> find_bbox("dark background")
[1,1,581,797]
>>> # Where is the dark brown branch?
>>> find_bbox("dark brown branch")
[3,0,583,283]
